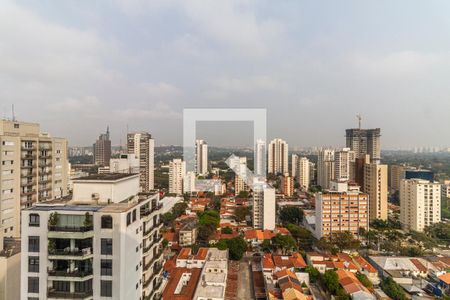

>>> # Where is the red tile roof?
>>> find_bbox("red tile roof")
[163,267,202,300]
[336,269,370,295]
[410,258,427,273]
[194,248,209,260]
[353,255,377,273]
[439,272,450,285]
[178,248,192,260]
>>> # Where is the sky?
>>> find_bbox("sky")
[1,0,450,149]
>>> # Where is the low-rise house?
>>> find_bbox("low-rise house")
[336,270,375,300]
[176,248,209,269]
[306,252,358,274]
[244,228,289,246]
[438,273,450,295]
[369,256,432,284]
[179,220,198,247]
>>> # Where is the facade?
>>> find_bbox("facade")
[308,161,316,186]
[267,138,288,175]
[127,132,155,191]
[109,154,139,174]
[389,164,407,192]
[345,128,381,163]
[317,149,335,190]
[315,181,369,239]
[297,157,310,190]
[255,139,266,176]
[179,221,198,247]
[400,179,441,232]
[253,185,276,230]
[0,238,21,300]
[281,173,294,197]
[195,140,208,176]
[93,127,111,166]
[0,119,69,247]
[363,163,388,220]
[334,148,355,182]
[20,173,165,300]
[169,159,186,195]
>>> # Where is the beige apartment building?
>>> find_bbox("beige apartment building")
[281,173,294,197]
[168,158,185,195]
[127,132,155,191]
[0,119,68,247]
[268,138,288,174]
[400,179,441,232]
[315,181,369,239]
[364,163,388,221]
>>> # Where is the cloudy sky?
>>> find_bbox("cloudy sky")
[1,1,450,149]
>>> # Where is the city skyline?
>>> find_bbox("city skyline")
[2,1,450,148]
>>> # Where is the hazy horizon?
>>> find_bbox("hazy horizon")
[2,1,450,149]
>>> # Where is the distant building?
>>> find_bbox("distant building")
[400,179,441,232]
[268,138,288,174]
[255,139,266,176]
[334,148,355,182]
[297,157,310,190]
[93,126,111,166]
[281,173,294,197]
[317,149,335,189]
[315,181,369,239]
[127,132,155,191]
[195,139,208,176]
[291,154,298,178]
[253,185,276,230]
[389,164,407,192]
[345,128,381,163]
[405,169,434,181]
[169,159,186,195]
[0,119,69,248]
[364,162,388,221]
[109,153,139,174]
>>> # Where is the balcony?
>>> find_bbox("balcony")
[143,221,163,237]
[48,248,93,260]
[48,269,93,280]
[21,190,36,196]
[141,204,163,217]
[48,226,94,239]
[49,225,93,232]
[144,250,163,270]
[47,290,92,299]
[21,164,35,169]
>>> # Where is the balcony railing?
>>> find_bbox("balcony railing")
[48,225,93,232]
[48,247,92,256]
[141,204,163,217]
[47,290,92,299]
[48,269,93,277]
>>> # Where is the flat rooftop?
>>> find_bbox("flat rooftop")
[75,173,138,181]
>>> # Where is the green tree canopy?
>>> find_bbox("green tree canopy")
[279,206,304,225]
[380,277,407,300]
[235,206,250,222]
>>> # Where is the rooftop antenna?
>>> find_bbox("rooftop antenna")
[356,114,362,131]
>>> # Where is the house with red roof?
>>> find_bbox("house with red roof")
[336,270,375,300]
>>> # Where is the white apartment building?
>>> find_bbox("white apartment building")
[297,157,310,190]
[334,148,355,182]
[20,173,165,300]
[109,154,139,174]
[195,140,208,176]
[291,154,299,178]
[253,185,276,230]
[268,138,288,175]
[315,181,369,239]
[228,156,249,196]
[169,159,186,195]
[400,179,441,232]
[0,119,68,248]
[317,149,335,190]
[127,132,155,191]
[255,139,266,176]
[184,171,196,193]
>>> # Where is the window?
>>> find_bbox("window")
[14,124,19,129]
[101,238,112,255]
[100,280,112,297]
[101,259,112,276]
[75,279,92,293]
[126,212,131,226]
[29,214,40,227]
[101,215,113,229]
[28,236,39,252]
[28,256,39,273]
[132,209,136,221]
[28,277,39,293]
[53,280,70,292]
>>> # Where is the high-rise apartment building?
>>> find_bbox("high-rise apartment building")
[281,173,294,197]
[334,148,355,182]
[400,179,441,232]
[195,140,208,176]
[317,149,335,189]
[363,163,388,220]
[127,132,155,191]
[169,159,185,195]
[0,119,68,248]
[291,154,298,178]
[230,157,248,196]
[268,138,288,174]
[255,139,266,176]
[297,157,310,190]
[93,127,111,166]
[253,185,275,230]
[20,173,165,300]
[308,161,316,186]
[345,128,381,163]
[315,181,369,239]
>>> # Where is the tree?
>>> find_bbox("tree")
[323,270,340,295]
[355,272,373,289]
[215,239,228,250]
[161,212,174,226]
[198,211,220,227]
[380,277,407,300]
[271,234,297,254]
[305,266,320,283]
[279,206,304,225]
[330,231,360,252]
[286,224,314,249]
[235,206,250,223]
[226,237,247,260]
[237,191,249,198]
[261,240,272,252]
[400,246,424,257]
[221,227,233,234]
[172,202,188,218]
[197,224,215,243]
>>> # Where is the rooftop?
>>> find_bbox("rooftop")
[75,173,138,181]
